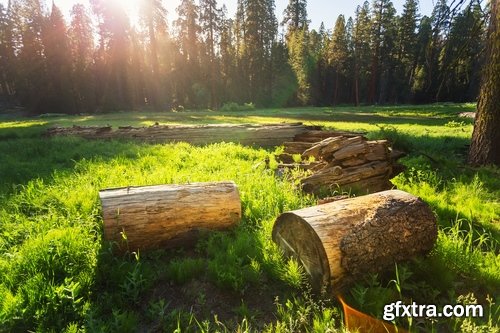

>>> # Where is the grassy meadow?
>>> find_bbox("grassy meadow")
[0,104,498,332]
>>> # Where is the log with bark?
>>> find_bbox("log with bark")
[99,181,241,252]
[272,190,437,293]
[294,130,366,143]
[46,123,316,148]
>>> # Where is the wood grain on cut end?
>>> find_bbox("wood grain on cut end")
[99,181,241,252]
[272,190,437,293]
[272,213,330,292]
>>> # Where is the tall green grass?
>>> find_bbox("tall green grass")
[0,140,317,331]
[0,104,498,331]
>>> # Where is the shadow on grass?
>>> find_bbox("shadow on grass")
[84,224,300,331]
[0,136,148,195]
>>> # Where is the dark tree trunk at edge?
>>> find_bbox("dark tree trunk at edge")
[469,0,500,166]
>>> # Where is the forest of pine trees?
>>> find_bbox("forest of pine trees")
[0,0,489,114]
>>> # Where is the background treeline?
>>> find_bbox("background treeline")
[0,0,488,114]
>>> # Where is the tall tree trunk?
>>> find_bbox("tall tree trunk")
[334,72,339,105]
[468,0,500,166]
[354,61,360,106]
[368,53,378,104]
[148,20,161,109]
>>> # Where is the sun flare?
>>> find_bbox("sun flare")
[107,0,141,26]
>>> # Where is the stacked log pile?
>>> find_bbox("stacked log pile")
[278,132,404,194]
[45,123,320,148]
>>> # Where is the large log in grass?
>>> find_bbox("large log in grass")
[100,181,241,251]
[272,190,437,293]
[46,123,313,147]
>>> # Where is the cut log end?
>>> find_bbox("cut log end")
[272,213,331,291]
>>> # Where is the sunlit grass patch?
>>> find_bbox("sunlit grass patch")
[0,103,498,331]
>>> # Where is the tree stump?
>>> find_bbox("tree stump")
[272,190,437,293]
[100,181,241,251]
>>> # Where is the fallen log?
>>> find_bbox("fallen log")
[46,123,313,148]
[99,181,241,251]
[272,190,437,293]
[294,130,366,143]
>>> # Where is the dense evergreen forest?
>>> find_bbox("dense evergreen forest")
[0,0,488,114]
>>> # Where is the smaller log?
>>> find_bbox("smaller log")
[100,181,241,251]
[302,137,346,160]
[301,161,391,193]
[365,141,389,161]
[332,143,368,161]
[322,136,364,157]
[272,190,437,293]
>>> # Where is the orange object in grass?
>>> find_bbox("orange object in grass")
[338,296,408,333]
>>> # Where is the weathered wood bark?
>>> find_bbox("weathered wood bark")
[469,0,500,166]
[272,190,437,293]
[280,132,400,195]
[277,161,326,171]
[302,136,351,160]
[100,181,241,251]
[283,141,316,154]
[46,123,313,148]
[301,161,392,194]
[294,130,366,143]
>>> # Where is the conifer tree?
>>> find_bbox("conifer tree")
[282,0,309,32]
[175,0,201,106]
[436,4,485,101]
[329,15,350,105]
[218,7,236,102]
[139,0,168,108]
[0,3,16,100]
[396,0,419,101]
[353,1,372,105]
[200,0,223,108]
[288,27,311,104]
[9,0,49,113]
[369,0,397,104]
[90,0,132,110]
[42,2,75,113]
[241,0,278,105]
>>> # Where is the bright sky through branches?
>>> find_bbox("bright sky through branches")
[0,0,435,30]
